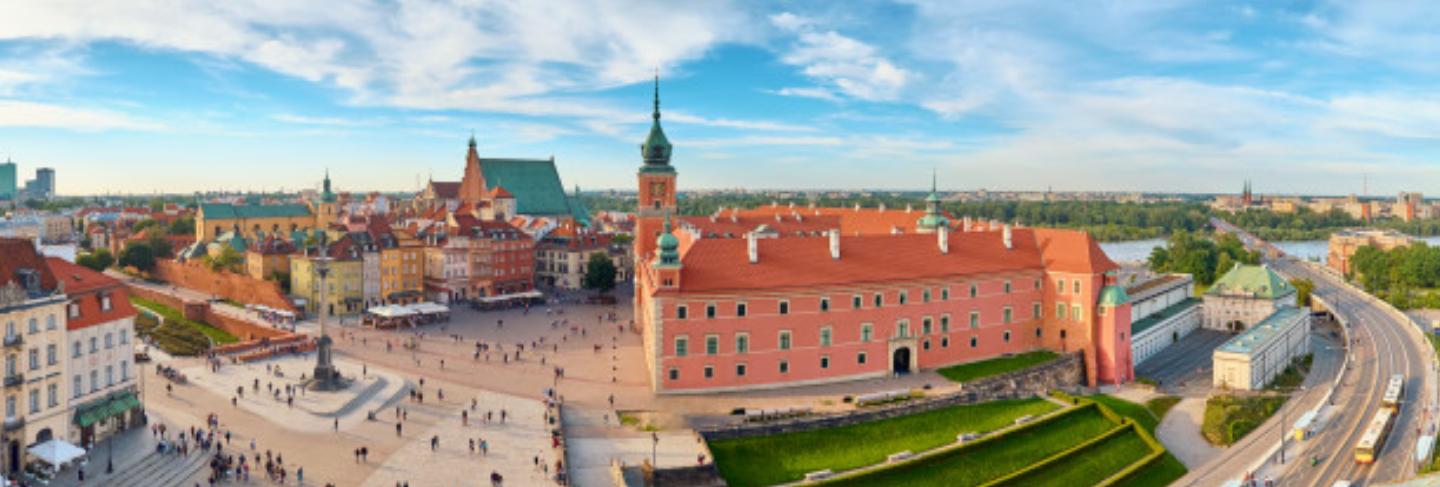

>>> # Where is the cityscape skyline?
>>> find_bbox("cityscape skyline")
[3,1,1440,197]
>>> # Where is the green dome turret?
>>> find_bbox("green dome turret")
[1099,285,1129,306]
[656,212,680,266]
[641,73,674,173]
[917,169,949,231]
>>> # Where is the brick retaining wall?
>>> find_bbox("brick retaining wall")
[152,260,298,314]
[699,351,1084,441]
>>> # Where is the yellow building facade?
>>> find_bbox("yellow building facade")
[380,233,425,304]
[290,254,363,317]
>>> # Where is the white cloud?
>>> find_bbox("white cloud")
[769,12,910,102]
[687,135,846,148]
[272,114,386,127]
[0,0,759,125]
[0,100,162,131]
[771,87,841,102]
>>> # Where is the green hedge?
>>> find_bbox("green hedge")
[821,404,1116,487]
[1202,394,1287,445]
[711,398,1060,487]
[937,351,1059,383]
[129,297,236,355]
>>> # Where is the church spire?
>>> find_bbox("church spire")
[469,131,476,148]
[640,71,674,170]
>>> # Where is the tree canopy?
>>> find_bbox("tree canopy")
[582,252,618,294]
[76,249,115,272]
[1147,231,1259,285]
[119,242,156,272]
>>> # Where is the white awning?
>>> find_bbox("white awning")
[476,290,545,304]
[28,439,86,466]
[367,305,417,318]
[410,302,450,314]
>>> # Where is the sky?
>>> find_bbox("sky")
[2,1,1440,197]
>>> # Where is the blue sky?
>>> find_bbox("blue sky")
[2,1,1440,196]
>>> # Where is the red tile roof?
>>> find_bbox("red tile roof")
[732,205,953,235]
[673,229,1045,293]
[0,238,58,292]
[680,215,842,237]
[429,181,461,199]
[45,257,137,330]
[1033,228,1119,274]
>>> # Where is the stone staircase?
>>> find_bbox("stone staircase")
[98,450,208,487]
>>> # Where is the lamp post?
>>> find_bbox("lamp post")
[105,417,114,474]
[651,431,658,467]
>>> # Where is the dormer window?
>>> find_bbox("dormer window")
[68,303,80,319]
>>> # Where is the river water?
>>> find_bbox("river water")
[1099,237,1440,265]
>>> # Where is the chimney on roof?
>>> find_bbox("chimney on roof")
[747,233,759,264]
[1003,224,1013,250]
[853,203,860,212]
[829,229,841,260]
[906,204,913,213]
[774,214,782,222]
[938,225,949,254]
[963,216,972,232]
[879,203,886,212]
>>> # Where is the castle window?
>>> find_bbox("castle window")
[735,333,750,354]
[820,298,830,312]
[1073,280,1082,294]
[705,335,719,356]
[1004,281,1012,294]
[778,360,790,374]
[923,339,931,351]
[1072,305,1083,321]
[858,352,867,365]
[898,292,908,305]
[942,287,950,300]
[703,366,714,379]
[969,284,978,298]
[778,331,792,350]
[1056,303,1067,320]
[923,290,931,303]
[674,336,688,357]
[1033,303,1042,319]
[852,295,863,309]
[942,337,950,348]
[778,301,790,315]
[970,336,978,348]
[969,311,980,328]
[668,368,679,381]
[1004,330,1012,343]
[676,306,688,320]
[820,355,830,369]
[861,323,873,342]
[1003,307,1013,324]
[706,304,716,319]
[941,314,951,332]
[736,303,747,317]
[874,293,883,307]
[736,363,747,376]
[922,317,933,335]
[820,327,833,347]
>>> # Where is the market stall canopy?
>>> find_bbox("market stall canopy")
[366,305,417,318]
[410,302,450,314]
[28,439,86,466]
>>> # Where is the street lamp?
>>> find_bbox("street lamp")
[651,431,659,467]
[105,416,114,474]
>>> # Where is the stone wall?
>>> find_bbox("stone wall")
[700,352,1084,442]
[126,283,293,346]
[152,260,298,314]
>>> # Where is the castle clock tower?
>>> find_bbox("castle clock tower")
[636,75,676,259]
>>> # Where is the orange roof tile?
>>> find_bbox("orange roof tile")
[1033,228,1119,274]
[732,205,951,235]
[45,257,138,330]
[673,229,1044,293]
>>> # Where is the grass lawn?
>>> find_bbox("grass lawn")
[1146,396,1181,422]
[1089,395,1160,433]
[1202,394,1287,446]
[822,406,1117,487]
[1110,452,1189,487]
[130,297,240,349]
[710,398,1060,487]
[994,428,1154,487]
[937,351,1059,383]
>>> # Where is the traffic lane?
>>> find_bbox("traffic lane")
[1296,314,1382,487]
[1361,303,1428,483]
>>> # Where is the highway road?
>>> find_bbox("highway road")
[1272,258,1432,486]
[1213,218,1436,486]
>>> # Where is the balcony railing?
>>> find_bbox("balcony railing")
[3,373,23,388]
[2,335,20,348]
[2,416,23,432]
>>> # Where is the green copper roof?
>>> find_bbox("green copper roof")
[657,213,680,266]
[1207,264,1295,299]
[641,74,673,169]
[321,169,336,203]
[1099,285,1129,306]
[479,158,575,216]
[200,203,312,219]
[567,186,591,227]
[916,213,950,229]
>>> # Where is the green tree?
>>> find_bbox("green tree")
[582,252,618,294]
[1291,278,1314,307]
[119,242,157,272]
[76,249,115,272]
[148,197,165,212]
[205,246,244,273]
[169,216,195,236]
[145,230,174,258]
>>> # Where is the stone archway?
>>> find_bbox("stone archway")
[893,347,912,375]
[1227,320,1245,333]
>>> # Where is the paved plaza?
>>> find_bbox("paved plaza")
[181,355,409,433]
